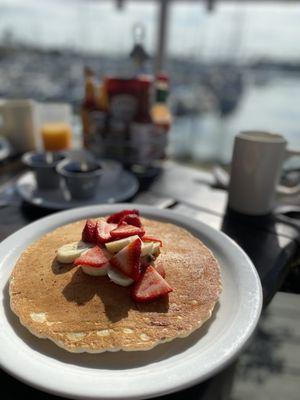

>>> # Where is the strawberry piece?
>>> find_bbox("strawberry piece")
[82,219,96,243]
[154,261,166,278]
[107,209,140,224]
[110,222,145,239]
[142,236,163,247]
[74,246,109,268]
[120,214,142,227]
[140,256,151,271]
[110,238,141,281]
[132,265,172,303]
[95,220,117,244]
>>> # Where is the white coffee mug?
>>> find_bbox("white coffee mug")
[228,131,300,215]
[0,99,40,153]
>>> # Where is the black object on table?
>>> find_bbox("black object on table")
[0,159,299,400]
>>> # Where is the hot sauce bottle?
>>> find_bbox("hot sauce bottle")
[151,73,172,133]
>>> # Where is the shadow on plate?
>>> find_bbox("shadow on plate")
[3,280,219,370]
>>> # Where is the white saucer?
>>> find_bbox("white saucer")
[15,170,139,210]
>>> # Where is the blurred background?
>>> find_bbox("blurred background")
[0,4,300,399]
[1,0,300,165]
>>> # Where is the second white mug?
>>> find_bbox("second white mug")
[228,131,300,215]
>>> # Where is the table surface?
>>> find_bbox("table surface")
[0,158,299,400]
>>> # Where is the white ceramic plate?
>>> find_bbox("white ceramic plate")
[0,204,262,400]
[16,170,139,210]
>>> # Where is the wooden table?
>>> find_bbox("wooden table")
[0,159,299,399]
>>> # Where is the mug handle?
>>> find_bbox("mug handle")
[276,148,300,195]
[0,102,6,135]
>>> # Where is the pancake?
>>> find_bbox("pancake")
[9,217,222,353]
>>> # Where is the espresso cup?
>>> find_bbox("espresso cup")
[228,131,300,215]
[22,151,66,189]
[56,159,103,200]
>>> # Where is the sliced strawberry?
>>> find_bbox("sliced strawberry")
[142,236,163,247]
[120,214,142,227]
[110,238,141,280]
[74,246,109,268]
[82,219,96,243]
[107,209,140,224]
[95,220,117,244]
[132,265,172,303]
[110,222,145,239]
[140,256,152,271]
[154,261,166,278]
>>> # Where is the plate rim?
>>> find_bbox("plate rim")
[0,203,263,399]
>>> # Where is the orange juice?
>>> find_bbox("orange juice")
[41,122,72,151]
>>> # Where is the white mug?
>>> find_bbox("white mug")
[0,99,40,153]
[228,131,300,215]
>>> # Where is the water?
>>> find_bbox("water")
[169,72,300,164]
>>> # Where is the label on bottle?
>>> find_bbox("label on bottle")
[89,110,106,136]
[131,123,167,164]
[83,110,106,154]
[110,94,137,123]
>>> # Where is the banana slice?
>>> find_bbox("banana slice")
[152,242,161,257]
[141,242,154,257]
[81,263,109,276]
[107,266,134,287]
[105,235,140,253]
[57,241,92,263]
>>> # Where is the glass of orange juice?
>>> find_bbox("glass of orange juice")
[41,122,72,151]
